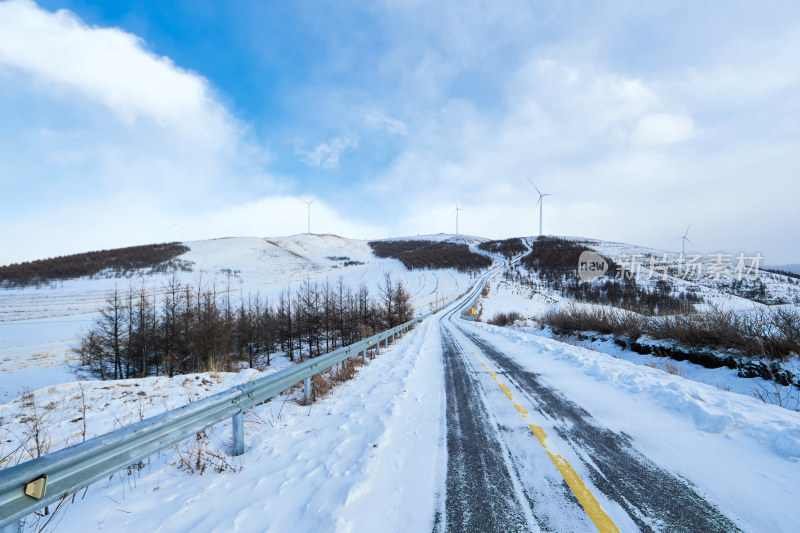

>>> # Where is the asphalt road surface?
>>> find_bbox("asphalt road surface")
[434,303,741,533]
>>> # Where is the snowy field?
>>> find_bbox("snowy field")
[0,234,477,401]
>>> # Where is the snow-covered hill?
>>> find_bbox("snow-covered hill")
[0,233,484,401]
[481,235,800,320]
[475,235,800,412]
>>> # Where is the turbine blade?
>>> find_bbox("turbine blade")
[684,223,691,237]
[527,178,542,195]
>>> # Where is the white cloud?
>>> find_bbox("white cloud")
[2,0,799,265]
[631,113,696,146]
[363,53,799,261]
[0,0,235,146]
[366,112,408,135]
[297,135,358,169]
[0,193,384,265]
[0,0,283,262]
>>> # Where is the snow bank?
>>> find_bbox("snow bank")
[2,316,446,532]
[468,321,800,461]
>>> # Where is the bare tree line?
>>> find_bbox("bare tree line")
[368,240,492,271]
[477,238,527,260]
[0,243,192,288]
[75,273,413,380]
[519,236,701,315]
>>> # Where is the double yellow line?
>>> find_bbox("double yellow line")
[474,353,619,533]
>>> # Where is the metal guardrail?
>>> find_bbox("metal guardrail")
[460,278,486,321]
[0,314,429,531]
[459,244,530,322]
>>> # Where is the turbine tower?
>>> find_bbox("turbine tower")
[451,204,464,235]
[527,179,562,236]
[680,224,695,256]
[169,223,180,242]
[304,199,315,234]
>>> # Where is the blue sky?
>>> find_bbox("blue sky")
[1,0,799,264]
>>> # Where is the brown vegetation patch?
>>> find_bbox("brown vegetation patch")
[368,240,492,272]
[0,242,191,287]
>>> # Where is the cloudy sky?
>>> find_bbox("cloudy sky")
[1,0,798,264]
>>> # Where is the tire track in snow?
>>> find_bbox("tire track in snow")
[437,326,536,533]
[460,327,742,533]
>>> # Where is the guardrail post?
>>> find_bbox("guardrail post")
[0,519,21,533]
[304,376,312,404]
[362,348,367,362]
[232,410,244,456]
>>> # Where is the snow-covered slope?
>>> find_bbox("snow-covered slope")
[476,235,800,413]
[482,235,800,320]
[0,234,482,401]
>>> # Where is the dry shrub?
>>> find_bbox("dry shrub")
[488,311,522,327]
[310,373,334,402]
[19,389,52,461]
[651,308,800,360]
[752,381,800,411]
[0,390,67,530]
[540,305,644,337]
[541,305,800,361]
[302,357,368,405]
[174,429,242,475]
[644,360,686,378]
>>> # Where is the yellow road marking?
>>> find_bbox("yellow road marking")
[473,352,619,533]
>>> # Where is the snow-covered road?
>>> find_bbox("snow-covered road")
[439,316,737,531]
[431,272,800,532]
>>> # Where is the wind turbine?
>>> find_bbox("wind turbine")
[169,223,180,242]
[451,204,464,235]
[679,224,695,256]
[304,199,315,234]
[527,179,562,236]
